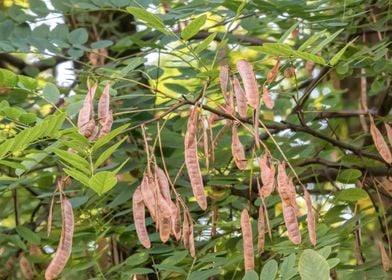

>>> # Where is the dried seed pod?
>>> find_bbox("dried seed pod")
[281,202,301,245]
[231,125,247,170]
[97,238,111,271]
[262,86,274,109]
[182,211,190,249]
[201,118,210,170]
[284,67,296,78]
[157,190,172,243]
[155,165,171,201]
[19,253,34,280]
[98,110,113,138]
[385,123,392,147]
[266,59,281,84]
[77,82,97,135]
[219,64,230,102]
[140,173,157,221]
[98,83,111,127]
[241,209,254,272]
[188,217,196,258]
[257,206,265,254]
[45,197,74,280]
[83,119,96,138]
[185,107,207,210]
[233,77,248,118]
[171,200,182,241]
[259,153,275,198]
[370,118,392,164]
[303,188,316,246]
[305,61,315,76]
[378,240,390,271]
[277,162,297,207]
[133,187,151,249]
[236,60,259,109]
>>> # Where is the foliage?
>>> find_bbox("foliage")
[0,0,391,279]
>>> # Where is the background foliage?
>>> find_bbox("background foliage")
[0,0,391,279]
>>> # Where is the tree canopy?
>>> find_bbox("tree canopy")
[0,0,391,279]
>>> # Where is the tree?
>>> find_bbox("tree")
[0,0,391,279]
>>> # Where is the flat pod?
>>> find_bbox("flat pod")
[236,60,259,109]
[384,123,392,146]
[378,240,390,271]
[219,64,230,102]
[233,77,248,118]
[98,83,111,127]
[241,209,254,272]
[370,119,392,164]
[98,110,113,138]
[266,59,281,84]
[231,125,247,170]
[182,211,190,249]
[282,202,301,244]
[259,153,275,198]
[154,165,171,201]
[257,206,265,254]
[140,173,157,221]
[262,86,274,109]
[184,107,207,210]
[132,187,151,249]
[171,200,182,241]
[303,188,316,246]
[45,198,74,280]
[77,82,97,134]
[19,253,34,280]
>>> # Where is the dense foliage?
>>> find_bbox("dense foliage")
[0,0,391,279]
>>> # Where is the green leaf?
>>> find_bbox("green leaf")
[181,15,207,40]
[54,148,91,174]
[91,40,113,49]
[43,82,60,103]
[126,7,168,34]
[336,169,362,184]
[260,259,278,279]
[15,226,41,245]
[329,39,355,66]
[335,188,368,202]
[278,22,300,43]
[64,168,90,186]
[243,270,259,280]
[258,43,325,65]
[195,32,216,53]
[298,30,326,51]
[94,137,127,169]
[311,29,344,54]
[0,159,26,169]
[188,268,220,280]
[318,246,331,259]
[68,28,89,45]
[299,249,330,280]
[280,253,297,280]
[92,124,130,151]
[88,171,117,195]
[327,258,340,269]
[19,113,37,124]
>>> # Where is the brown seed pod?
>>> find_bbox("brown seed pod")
[45,197,74,280]
[284,67,296,78]
[303,187,316,246]
[231,125,247,170]
[155,165,171,201]
[201,118,210,170]
[259,153,275,198]
[219,64,230,103]
[77,82,97,135]
[98,83,111,127]
[140,173,157,221]
[188,217,196,258]
[98,110,113,139]
[385,123,392,147]
[305,61,315,76]
[281,202,301,245]
[182,211,190,249]
[257,206,265,254]
[19,253,35,280]
[171,200,182,241]
[233,77,248,118]
[266,59,281,84]
[83,119,96,138]
[378,240,390,271]
[236,60,259,109]
[159,215,172,243]
[262,86,274,109]
[185,107,207,210]
[370,118,392,164]
[133,187,151,249]
[241,208,254,272]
